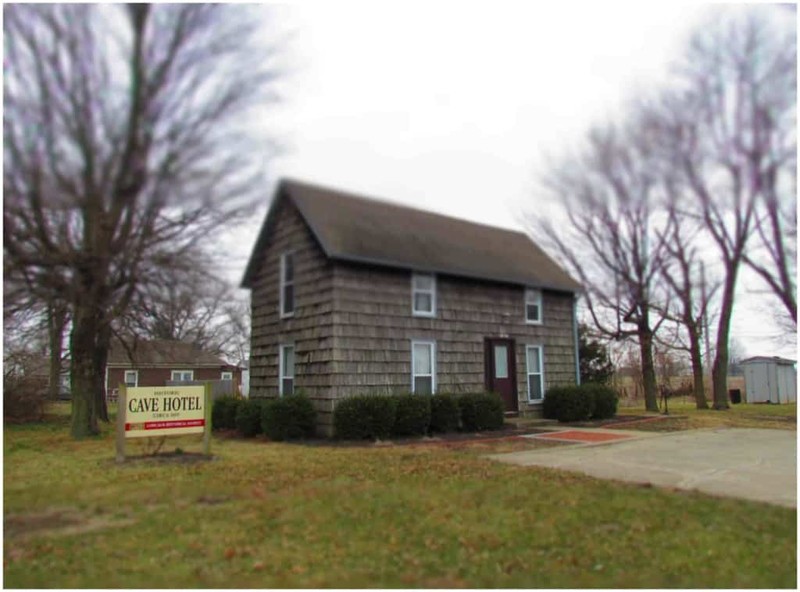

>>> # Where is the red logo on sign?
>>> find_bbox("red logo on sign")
[125,419,205,431]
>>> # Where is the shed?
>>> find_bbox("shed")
[741,356,797,403]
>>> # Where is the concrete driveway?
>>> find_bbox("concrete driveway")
[489,428,796,507]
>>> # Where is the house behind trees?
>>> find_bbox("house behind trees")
[105,339,242,400]
[242,179,581,434]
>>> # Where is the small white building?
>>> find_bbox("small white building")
[741,356,797,403]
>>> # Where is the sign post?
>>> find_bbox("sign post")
[116,384,210,462]
[116,385,127,463]
[202,382,212,456]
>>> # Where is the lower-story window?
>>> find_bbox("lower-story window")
[221,371,233,381]
[526,345,544,402]
[411,340,436,394]
[171,369,194,382]
[279,344,295,396]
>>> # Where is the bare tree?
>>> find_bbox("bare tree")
[4,4,279,437]
[119,258,251,364]
[743,174,797,326]
[646,9,796,409]
[534,123,669,412]
[4,267,69,400]
[654,204,720,409]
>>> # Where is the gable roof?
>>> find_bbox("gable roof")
[741,356,796,366]
[242,178,580,292]
[108,339,232,368]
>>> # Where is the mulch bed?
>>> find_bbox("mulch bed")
[211,415,685,448]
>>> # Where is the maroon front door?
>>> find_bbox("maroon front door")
[485,338,518,412]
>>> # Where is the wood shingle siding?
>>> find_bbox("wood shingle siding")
[248,198,337,426]
[329,262,576,408]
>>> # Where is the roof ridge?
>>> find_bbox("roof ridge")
[281,177,530,237]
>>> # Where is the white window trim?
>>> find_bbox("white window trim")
[279,344,295,397]
[525,288,543,325]
[279,251,295,319]
[526,345,544,403]
[411,340,436,394]
[221,371,233,381]
[411,272,436,318]
[171,370,194,382]
[124,370,139,387]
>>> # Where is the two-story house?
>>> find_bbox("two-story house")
[242,179,581,434]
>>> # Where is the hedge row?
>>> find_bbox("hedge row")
[212,395,316,440]
[542,383,618,422]
[333,392,504,440]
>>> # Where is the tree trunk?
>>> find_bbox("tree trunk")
[638,318,659,412]
[47,304,67,400]
[69,302,111,437]
[687,322,708,409]
[711,272,738,410]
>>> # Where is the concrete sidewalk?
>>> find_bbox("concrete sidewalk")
[489,428,796,507]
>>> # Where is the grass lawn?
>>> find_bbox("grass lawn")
[4,404,796,588]
[618,401,797,431]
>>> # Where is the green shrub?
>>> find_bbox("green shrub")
[262,395,317,441]
[333,395,397,440]
[543,385,595,422]
[429,394,460,433]
[391,394,431,436]
[235,398,266,438]
[212,396,241,430]
[584,383,618,420]
[458,392,505,431]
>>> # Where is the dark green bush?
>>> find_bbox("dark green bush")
[333,395,397,440]
[212,396,241,430]
[543,385,595,422]
[458,392,505,431]
[235,398,266,438]
[584,383,619,420]
[261,394,317,441]
[391,394,431,436]
[429,394,460,433]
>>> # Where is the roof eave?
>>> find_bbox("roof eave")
[328,252,580,293]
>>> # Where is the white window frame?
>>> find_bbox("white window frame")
[279,251,295,319]
[525,288,543,325]
[171,370,194,382]
[411,272,436,317]
[124,370,139,387]
[279,344,295,397]
[411,340,436,394]
[221,371,233,381]
[526,345,544,402]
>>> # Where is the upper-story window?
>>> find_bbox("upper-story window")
[280,252,295,318]
[525,288,542,324]
[412,272,436,317]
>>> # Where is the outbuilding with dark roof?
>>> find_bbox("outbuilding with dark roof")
[244,178,581,434]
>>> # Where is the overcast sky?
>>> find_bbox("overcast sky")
[224,1,796,359]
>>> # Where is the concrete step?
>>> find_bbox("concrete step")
[505,417,559,428]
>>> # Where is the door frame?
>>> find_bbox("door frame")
[484,337,518,412]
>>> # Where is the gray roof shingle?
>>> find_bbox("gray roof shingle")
[108,339,230,368]
[242,178,580,292]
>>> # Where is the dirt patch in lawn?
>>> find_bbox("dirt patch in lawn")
[112,451,216,466]
[4,509,136,542]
